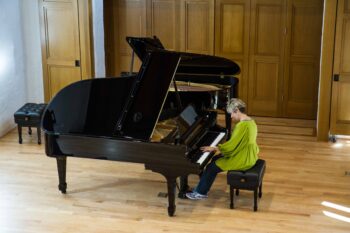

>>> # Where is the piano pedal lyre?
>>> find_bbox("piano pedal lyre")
[157,178,183,198]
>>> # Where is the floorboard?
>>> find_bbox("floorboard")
[0,126,349,233]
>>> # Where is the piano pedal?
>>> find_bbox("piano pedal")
[178,191,188,199]
[158,192,168,198]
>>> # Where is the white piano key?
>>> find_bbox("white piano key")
[197,132,225,165]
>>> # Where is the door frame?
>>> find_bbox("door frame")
[317,0,338,141]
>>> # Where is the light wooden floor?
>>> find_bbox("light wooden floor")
[0,127,349,233]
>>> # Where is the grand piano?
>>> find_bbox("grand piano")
[43,50,240,216]
[125,36,240,133]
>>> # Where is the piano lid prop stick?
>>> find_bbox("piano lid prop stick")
[172,79,183,111]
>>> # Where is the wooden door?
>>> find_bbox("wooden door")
[248,0,286,116]
[330,0,350,135]
[283,0,323,119]
[39,0,82,101]
[214,0,251,102]
[146,0,179,51]
[179,0,214,54]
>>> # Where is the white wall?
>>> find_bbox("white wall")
[22,0,44,103]
[92,0,105,77]
[0,0,27,137]
[0,0,102,137]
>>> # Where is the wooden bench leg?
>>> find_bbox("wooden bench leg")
[18,125,22,144]
[259,183,262,198]
[37,127,41,145]
[254,188,258,211]
[230,185,234,209]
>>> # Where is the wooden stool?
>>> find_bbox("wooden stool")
[227,159,266,211]
[14,103,47,144]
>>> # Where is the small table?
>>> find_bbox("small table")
[14,103,47,144]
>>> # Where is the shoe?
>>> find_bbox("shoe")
[185,191,208,200]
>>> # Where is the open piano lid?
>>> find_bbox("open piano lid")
[114,50,181,140]
[126,36,240,76]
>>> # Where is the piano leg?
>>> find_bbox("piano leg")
[225,112,232,138]
[178,175,190,198]
[56,156,67,194]
[165,176,177,217]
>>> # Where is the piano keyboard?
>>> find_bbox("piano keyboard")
[196,132,225,165]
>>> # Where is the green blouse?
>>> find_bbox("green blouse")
[215,120,259,171]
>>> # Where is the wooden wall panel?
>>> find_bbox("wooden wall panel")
[117,0,146,74]
[255,5,283,55]
[147,0,178,50]
[283,0,323,119]
[290,4,323,56]
[103,0,325,124]
[288,64,315,101]
[248,0,285,116]
[340,19,350,72]
[180,0,214,54]
[346,0,350,13]
[215,0,250,102]
[250,61,280,115]
[337,83,350,121]
[285,62,318,117]
[221,4,244,53]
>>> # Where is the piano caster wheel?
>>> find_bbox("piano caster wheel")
[58,183,67,194]
[168,206,176,217]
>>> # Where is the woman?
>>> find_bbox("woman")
[186,98,259,200]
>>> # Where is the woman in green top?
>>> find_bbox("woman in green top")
[186,98,259,200]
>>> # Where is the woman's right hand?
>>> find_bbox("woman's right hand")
[200,146,218,153]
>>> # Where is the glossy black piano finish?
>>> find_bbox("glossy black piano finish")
[43,50,226,216]
[126,36,240,134]
[126,36,240,76]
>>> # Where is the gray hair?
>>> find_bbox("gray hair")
[226,98,246,114]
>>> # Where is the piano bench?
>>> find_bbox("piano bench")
[14,103,47,144]
[227,159,266,211]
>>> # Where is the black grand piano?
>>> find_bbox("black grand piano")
[125,36,240,133]
[43,49,240,216]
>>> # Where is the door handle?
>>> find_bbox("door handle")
[75,60,80,67]
[333,74,340,82]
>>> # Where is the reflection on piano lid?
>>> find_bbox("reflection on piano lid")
[126,36,240,77]
[126,36,239,135]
